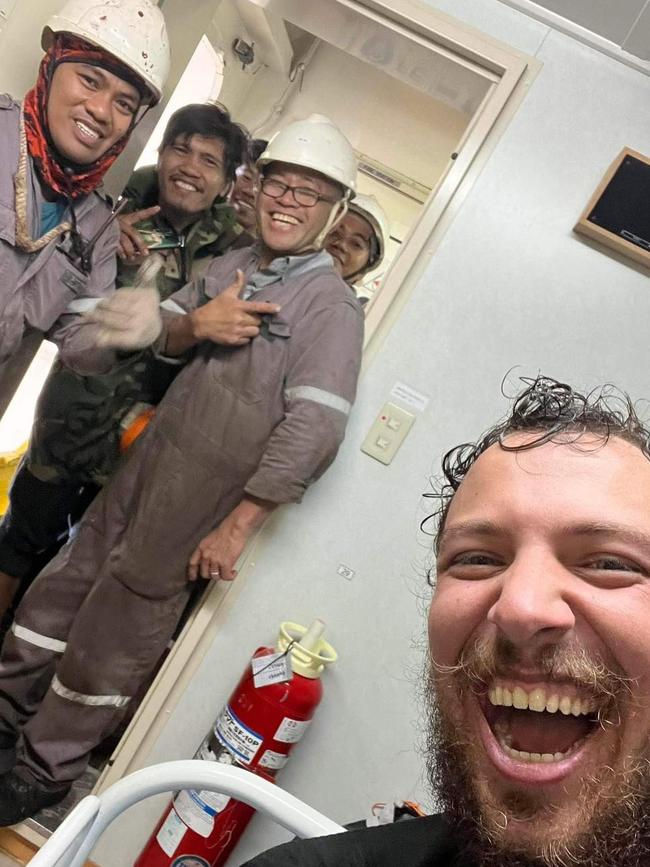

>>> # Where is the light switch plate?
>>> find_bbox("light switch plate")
[361,401,415,465]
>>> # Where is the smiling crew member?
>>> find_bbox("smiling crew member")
[241,375,650,867]
[117,103,249,268]
[0,103,261,619]
[0,115,363,821]
[229,137,268,243]
[326,193,388,296]
[0,0,170,369]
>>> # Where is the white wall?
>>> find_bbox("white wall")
[93,1,650,863]
[0,0,62,97]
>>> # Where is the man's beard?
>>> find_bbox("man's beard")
[424,640,650,866]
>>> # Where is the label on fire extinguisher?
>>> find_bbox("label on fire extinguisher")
[155,807,187,857]
[274,716,311,744]
[173,788,231,838]
[215,705,263,764]
[259,749,289,770]
[251,651,292,688]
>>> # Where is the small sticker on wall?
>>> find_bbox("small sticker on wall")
[156,808,186,857]
[390,381,429,412]
[274,716,310,744]
[337,563,355,581]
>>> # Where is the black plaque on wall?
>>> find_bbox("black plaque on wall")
[575,148,650,268]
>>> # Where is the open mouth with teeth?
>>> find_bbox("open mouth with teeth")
[75,120,101,142]
[481,683,602,773]
[271,211,300,226]
[172,179,200,193]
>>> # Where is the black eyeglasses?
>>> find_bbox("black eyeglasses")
[260,177,337,208]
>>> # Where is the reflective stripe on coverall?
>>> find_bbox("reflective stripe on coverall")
[0,96,120,372]
[0,245,364,784]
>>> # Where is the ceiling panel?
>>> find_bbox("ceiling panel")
[528,0,646,45]
[245,0,492,115]
[622,2,650,58]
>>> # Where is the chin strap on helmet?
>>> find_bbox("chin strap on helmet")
[286,194,350,257]
[312,195,350,251]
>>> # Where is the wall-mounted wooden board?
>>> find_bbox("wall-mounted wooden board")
[574,147,650,268]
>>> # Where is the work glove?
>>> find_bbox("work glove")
[86,255,164,350]
[88,286,163,349]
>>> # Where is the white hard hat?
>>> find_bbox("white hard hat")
[348,193,390,271]
[258,114,357,197]
[42,0,170,105]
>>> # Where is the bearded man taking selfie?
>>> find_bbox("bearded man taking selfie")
[242,375,650,867]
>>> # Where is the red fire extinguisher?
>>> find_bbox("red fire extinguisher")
[136,619,337,867]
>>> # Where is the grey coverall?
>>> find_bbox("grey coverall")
[0,246,364,784]
[0,95,120,370]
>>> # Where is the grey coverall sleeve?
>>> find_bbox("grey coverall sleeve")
[162,277,208,314]
[153,278,208,359]
[245,299,363,504]
[44,220,122,375]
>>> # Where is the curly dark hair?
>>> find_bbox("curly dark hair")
[426,375,650,558]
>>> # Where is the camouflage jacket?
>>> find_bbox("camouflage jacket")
[117,166,245,295]
[28,166,243,486]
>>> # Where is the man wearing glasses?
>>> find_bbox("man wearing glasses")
[0,116,364,820]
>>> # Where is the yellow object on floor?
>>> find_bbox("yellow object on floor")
[0,444,25,517]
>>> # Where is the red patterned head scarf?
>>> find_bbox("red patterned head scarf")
[22,33,144,199]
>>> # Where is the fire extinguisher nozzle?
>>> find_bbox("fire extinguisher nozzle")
[278,620,337,678]
[299,619,326,651]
